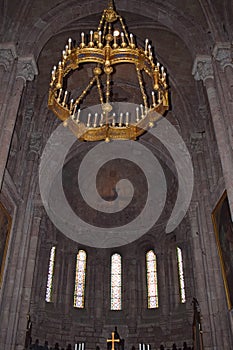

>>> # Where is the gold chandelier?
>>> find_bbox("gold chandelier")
[48,0,169,142]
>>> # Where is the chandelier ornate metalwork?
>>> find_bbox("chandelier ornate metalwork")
[48,0,169,142]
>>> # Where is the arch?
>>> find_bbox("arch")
[18,0,209,60]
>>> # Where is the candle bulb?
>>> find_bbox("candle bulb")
[90,30,93,42]
[145,38,149,53]
[75,345,77,350]
[81,32,85,47]
[57,88,62,102]
[152,91,156,107]
[112,113,116,126]
[136,106,139,122]
[148,44,152,59]
[119,112,123,126]
[140,104,144,117]
[68,38,72,53]
[76,108,81,122]
[126,112,129,126]
[161,66,164,74]
[98,31,102,43]
[62,90,68,106]
[94,113,98,127]
[130,33,134,45]
[157,62,160,69]
[100,113,104,126]
[72,104,77,118]
[51,67,56,80]
[121,32,125,43]
[87,113,91,127]
[70,99,74,111]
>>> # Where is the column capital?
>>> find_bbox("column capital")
[213,42,233,71]
[0,42,17,71]
[192,55,214,82]
[17,55,38,83]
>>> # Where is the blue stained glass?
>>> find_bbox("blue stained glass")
[74,250,87,308]
[45,246,56,302]
[177,247,186,303]
[146,250,159,309]
[110,253,122,310]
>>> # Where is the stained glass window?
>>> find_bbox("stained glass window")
[45,246,56,302]
[146,250,159,309]
[111,253,122,310]
[74,250,87,308]
[176,247,186,303]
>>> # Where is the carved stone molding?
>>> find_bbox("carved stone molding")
[17,56,38,83]
[213,42,233,71]
[27,131,42,159]
[0,43,17,71]
[190,132,204,154]
[192,55,214,82]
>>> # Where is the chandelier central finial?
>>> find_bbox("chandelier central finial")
[48,1,169,142]
[108,0,114,10]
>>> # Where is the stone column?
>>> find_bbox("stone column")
[125,256,137,335]
[0,43,17,116]
[16,208,42,350]
[0,48,38,190]
[213,42,233,148]
[192,55,233,219]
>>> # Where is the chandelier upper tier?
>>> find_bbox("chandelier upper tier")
[48,0,169,142]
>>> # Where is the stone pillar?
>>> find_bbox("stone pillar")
[0,46,38,190]
[93,252,104,332]
[125,256,137,334]
[192,55,233,220]
[16,208,42,350]
[213,42,233,148]
[0,43,17,117]
[188,133,233,348]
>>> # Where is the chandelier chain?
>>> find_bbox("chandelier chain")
[96,76,104,105]
[136,67,148,109]
[75,76,97,106]
[118,17,130,46]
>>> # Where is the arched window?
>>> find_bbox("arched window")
[110,253,122,310]
[45,246,56,302]
[176,247,186,303]
[74,250,87,308]
[146,250,159,309]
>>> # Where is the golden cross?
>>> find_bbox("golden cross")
[107,332,120,350]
